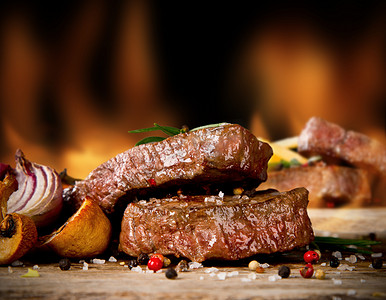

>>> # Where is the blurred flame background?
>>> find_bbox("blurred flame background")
[1,1,385,178]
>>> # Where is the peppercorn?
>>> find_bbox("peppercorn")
[165,267,178,279]
[59,258,71,271]
[148,256,163,272]
[278,265,290,278]
[300,263,314,278]
[330,256,340,268]
[176,259,188,272]
[128,259,138,269]
[372,258,383,269]
[248,260,259,271]
[137,253,149,265]
[314,269,325,280]
[304,250,319,264]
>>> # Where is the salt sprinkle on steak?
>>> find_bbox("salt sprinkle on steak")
[65,124,272,213]
[119,188,314,262]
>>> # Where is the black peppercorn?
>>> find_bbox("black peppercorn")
[165,267,178,279]
[330,256,340,268]
[137,253,149,265]
[128,259,138,269]
[372,258,383,269]
[59,258,71,270]
[278,265,290,278]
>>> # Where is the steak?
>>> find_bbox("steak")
[298,117,386,176]
[258,165,372,208]
[64,124,272,213]
[119,188,314,262]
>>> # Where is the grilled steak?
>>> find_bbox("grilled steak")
[258,165,372,208]
[119,188,314,262]
[64,124,272,213]
[298,117,386,176]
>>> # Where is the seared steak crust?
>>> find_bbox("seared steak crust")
[298,117,386,176]
[258,165,372,208]
[65,124,272,213]
[119,188,314,262]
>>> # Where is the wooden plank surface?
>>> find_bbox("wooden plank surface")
[1,252,385,300]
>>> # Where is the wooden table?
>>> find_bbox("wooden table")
[1,252,385,300]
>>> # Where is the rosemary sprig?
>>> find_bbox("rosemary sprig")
[313,236,381,254]
[129,122,228,146]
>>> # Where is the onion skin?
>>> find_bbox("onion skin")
[7,150,63,228]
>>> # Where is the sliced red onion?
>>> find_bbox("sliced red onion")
[7,149,63,227]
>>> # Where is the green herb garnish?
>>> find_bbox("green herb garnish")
[313,236,381,254]
[129,122,228,146]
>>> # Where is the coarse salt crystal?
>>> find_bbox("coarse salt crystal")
[345,255,357,264]
[332,278,342,285]
[32,265,39,270]
[371,253,382,258]
[189,262,203,269]
[205,267,219,273]
[218,191,224,198]
[260,263,270,268]
[145,269,154,274]
[227,271,239,277]
[268,274,281,282]
[347,290,356,296]
[108,256,117,263]
[247,273,257,280]
[357,254,365,260]
[124,265,128,268]
[337,264,355,271]
[209,273,216,277]
[8,266,13,274]
[217,272,227,280]
[332,251,342,259]
[11,260,23,267]
[83,262,89,270]
[92,259,105,264]
[321,263,326,267]
[131,266,142,273]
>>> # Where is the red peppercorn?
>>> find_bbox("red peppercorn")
[300,263,314,278]
[148,256,163,272]
[304,250,319,264]
[148,178,157,187]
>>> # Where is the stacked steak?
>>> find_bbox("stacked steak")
[64,123,315,261]
[258,117,386,207]
[119,188,313,262]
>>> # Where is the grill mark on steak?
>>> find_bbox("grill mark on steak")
[119,188,314,262]
[64,124,272,213]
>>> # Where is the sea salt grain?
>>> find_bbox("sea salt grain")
[8,266,13,274]
[92,259,105,264]
[337,263,355,271]
[345,255,357,264]
[11,260,23,267]
[217,272,227,280]
[332,251,342,259]
[260,263,270,268]
[347,290,357,296]
[218,191,224,198]
[371,253,382,258]
[108,256,117,263]
[357,254,365,260]
[268,274,282,282]
[247,273,257,280]
[320,263,326,267]
[189,262,203,269]
[205,267,219,273]
[83,262,89,270]
[32,265,39,270]
[227,271,239,277]
[131,266,142,273]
